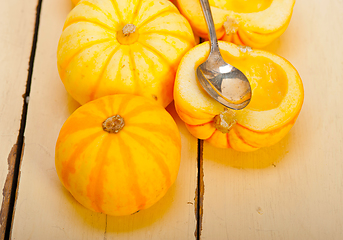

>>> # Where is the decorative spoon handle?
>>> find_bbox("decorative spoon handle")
[199,0,220,54]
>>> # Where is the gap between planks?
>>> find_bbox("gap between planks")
[2,0,43,239]
[195,139,204,240]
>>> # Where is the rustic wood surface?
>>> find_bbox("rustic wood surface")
[0,0,342,239]
[0,0,39,238]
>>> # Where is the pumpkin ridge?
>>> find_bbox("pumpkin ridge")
[95,97,115,119]
[117,134,147,210]
[89,43,122,101]
[122,103,162,120]
[175,106,214,124]
[236,30,245,45]
[56,119,101,150]
[109,0,123,24]
[231,127,259,148]
[77,1,118,25]
[130,0,144,24]
[125,130,172,188]
[60,131,104,189]
[127,122,180,147]
[86,134,112,213]
[136,8,180,30]
[235,116,296,135]
[140,30,194,45]
[115,95,135,116]
[60,38,114,70]
[138,41,173,69]
[127,47,141,95]
[186,120,214,127]
[226,133,232,148]
[63,19,116,33]
[206,129,218,141]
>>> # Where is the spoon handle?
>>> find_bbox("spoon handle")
[199,0,220,54]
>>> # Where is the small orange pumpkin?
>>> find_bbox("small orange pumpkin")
[55,94,181,215]
[58,0,195,107]
[174,42,304,151]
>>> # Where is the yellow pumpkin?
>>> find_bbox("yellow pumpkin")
[55,94,181,215]
[175,0,295,48]
[174,42,304,151]
[58,0,195,107]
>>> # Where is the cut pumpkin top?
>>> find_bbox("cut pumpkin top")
[174,41,304,132]
[175,0,295,48]
[57,0,195,107]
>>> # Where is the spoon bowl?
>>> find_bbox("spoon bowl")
[197,0,251,110]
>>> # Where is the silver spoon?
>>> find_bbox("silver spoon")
[196,0,252,110]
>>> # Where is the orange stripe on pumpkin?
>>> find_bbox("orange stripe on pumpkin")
[140,30,194,44]
[110,0,123,24]
[137,8,180,29]
[125,130,172,188]
[130,0,144,24]
[127,47,142,95]
[56,116,101,150]
[130,122,180,148]
[89,43,122,101]
[117,134,147,210]
[115,94,136,115]
[122,103,162,120]
[60,38,113,70]
[86,134,112,213]
[60,131,104,189]
[231,128,259,149]
[63,19,116,33]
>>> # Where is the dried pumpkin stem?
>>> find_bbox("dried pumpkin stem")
[102,115,125,133]
[213,109,236,133]
[122,24,136,36]
[117,24,139,45]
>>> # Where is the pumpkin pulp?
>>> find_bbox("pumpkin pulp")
[208,0,273,13]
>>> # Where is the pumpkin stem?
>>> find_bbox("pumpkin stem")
[102,115,125,133]
[122,24,136,36]
[117,24,139,45]
[213,109,236,133]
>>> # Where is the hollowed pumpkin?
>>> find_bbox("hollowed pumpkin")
[58,0,195,107]
[55,94,181,216]
[175,0,295,48]
[174,42,304,151]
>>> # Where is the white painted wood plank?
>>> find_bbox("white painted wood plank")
[11,0,198,239]
[201,0,343,239]
[0,0,38,234]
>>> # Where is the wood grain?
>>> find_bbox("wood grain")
[0,0,39,237]
[10,0,198,239]
[201,0,343,239]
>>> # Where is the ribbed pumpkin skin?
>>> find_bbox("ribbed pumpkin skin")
[55,94,181,216]
[57,0,195,107]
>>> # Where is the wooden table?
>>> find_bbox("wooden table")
[1,0,343,239]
